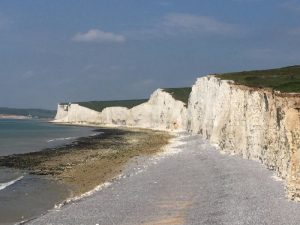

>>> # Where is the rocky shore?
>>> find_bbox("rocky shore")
[27,134,300,225]
[0,127,172,196]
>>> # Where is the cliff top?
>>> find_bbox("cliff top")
[74,99,148,112]
[61,87,192,111]
[162,87,192,105]
[216,65,300,93]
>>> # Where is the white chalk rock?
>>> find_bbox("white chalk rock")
[54,89,188,131]
[187,75,300,199]
[54,103,101,124]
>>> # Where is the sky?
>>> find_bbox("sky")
[0,0,299,109]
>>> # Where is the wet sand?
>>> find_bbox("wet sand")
[0,127,172,197]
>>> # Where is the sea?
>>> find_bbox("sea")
[0,119,98,225]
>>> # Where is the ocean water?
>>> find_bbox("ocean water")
[0,119,98,225]
[0,119,97,156]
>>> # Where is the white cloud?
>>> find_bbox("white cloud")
[289,27,300,35]
[162,13,236,35]
[159,1,172,6]
[0,13,12,29]
[72,29,126,43]
[21,70,35,79]
[129,13,238,39]
[281,1,300,12]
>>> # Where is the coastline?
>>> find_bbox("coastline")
[50,120,184,132]
[0,115,32,120]
[0,126,172,199]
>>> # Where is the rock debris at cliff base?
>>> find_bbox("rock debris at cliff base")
[0,128,172,196]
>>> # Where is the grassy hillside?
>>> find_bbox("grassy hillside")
[216,65,300,93]
[163,87,192,105]
[75,99,148,112]
[0,107,56,118]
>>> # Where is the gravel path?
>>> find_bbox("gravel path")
[28,133,300,225]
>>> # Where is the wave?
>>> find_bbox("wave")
[47,132,104,143]
[54,181,112,209]
[0,176,24,191]
[89,132,104,136]
[47,137,77,143]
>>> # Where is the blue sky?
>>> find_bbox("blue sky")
[0,0,299,109]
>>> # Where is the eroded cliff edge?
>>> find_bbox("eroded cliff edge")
[187,75,300,199]
[54,89,188,131]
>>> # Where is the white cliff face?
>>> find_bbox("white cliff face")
[54,104,101,124]
[188,76,300,199]
[54,89,187,131]
[100,107,131,125]
[128,89,187,130]
[54,76,300,199]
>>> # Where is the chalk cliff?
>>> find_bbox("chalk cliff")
[54,74,300,199]
[54,103,101,124]
[187,75,300,199]
[54,89,187,131]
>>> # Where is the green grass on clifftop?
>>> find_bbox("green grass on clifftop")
[75,99,148,112]
[163,87,192,105]
[216,65,300,93]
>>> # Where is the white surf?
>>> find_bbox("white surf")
[0,176,24,191]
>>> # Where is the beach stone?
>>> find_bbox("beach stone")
[28,134,300,225]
